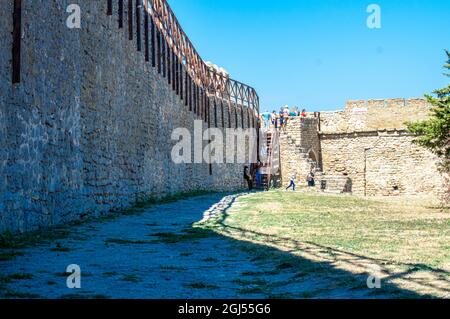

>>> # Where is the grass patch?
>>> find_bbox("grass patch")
[149,228,213,244]
[50,243,70,252]
[0,250,24,261]
[237,287,265,295]
[201,191,450,298]
[201,257,218,263]
[241,269,279,276]
[267,292,294,299]
[298,291,316,299]
[102,272,118,277]
[180,252,193,257]
[277,262,295,270]
[105,238,154,245]
[61,294,110,299]
[160,265,186,271]
[184,282,219,290]
[0,227,70,249]
[120,274,141,283]
[232,278,268,286]
[9,273,33,280]
[2,290,41,299]
[0,273,34,285]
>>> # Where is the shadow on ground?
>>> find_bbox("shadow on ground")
[197,192,450,299]
[0,192,448,299]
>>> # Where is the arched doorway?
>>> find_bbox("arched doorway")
[308,149,318,170]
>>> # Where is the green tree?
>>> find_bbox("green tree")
[407,50,450,173]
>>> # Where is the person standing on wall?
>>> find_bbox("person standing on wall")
[286,171,297,191]
[282,106,290,131]
[271,111,278,129]
[279,108,284,129]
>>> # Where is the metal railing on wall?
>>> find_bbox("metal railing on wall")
[109,0,260,129]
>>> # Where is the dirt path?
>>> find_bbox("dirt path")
[0,193,418,299]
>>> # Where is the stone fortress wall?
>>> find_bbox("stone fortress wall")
[319,98,431,133]
[280,99,447,200]
[0,1,255,234]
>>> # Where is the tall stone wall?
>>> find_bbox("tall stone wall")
[0,1,255,233]
[320,98,431,134]
[279,117,321,187]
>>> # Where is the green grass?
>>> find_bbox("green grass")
[0,251,24,261]
[0,273,34,285]
[180,252,193,257]
[183,282,219,290]
[102,271,118,278]
[148,228,213,244]
[2,290,41,299]
[50,243,70,252]
[201,191,450,298]
[9,273,33,280]
[0,227,70,250]
[61,293,110,299]
[120,274,141,283]
[205,191,450,268]
[105,238,154,245]
[201,257,218,263]
[160,265,187,271]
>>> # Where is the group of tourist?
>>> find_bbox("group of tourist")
[285,167,316,192]
[244,164,317,192]
[259,106,310,130]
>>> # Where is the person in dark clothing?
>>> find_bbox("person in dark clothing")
[307,171,316,187]
[244,166,253,190]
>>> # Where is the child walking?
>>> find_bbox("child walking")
[286,171,297,191]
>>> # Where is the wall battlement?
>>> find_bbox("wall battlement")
[320,98,431,134]
[345,98,431,110]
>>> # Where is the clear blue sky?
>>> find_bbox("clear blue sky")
[168,0,450,112]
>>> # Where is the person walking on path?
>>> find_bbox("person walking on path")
[286,171,297,191]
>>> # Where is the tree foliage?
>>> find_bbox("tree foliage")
[407,50,450,173]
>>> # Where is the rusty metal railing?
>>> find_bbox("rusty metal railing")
[142,0,260,128]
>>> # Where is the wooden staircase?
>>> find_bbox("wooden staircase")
[254,128,281,190]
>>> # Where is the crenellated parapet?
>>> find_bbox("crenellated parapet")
[319,98,432,134]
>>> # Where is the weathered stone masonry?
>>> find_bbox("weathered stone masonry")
[281,99,447,200]
[0,1,255,233]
